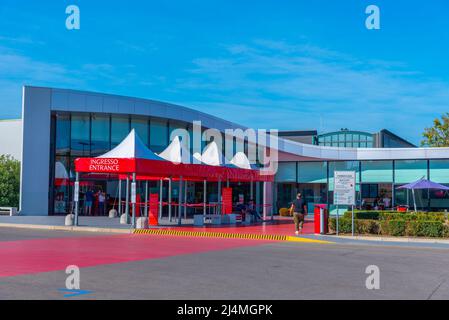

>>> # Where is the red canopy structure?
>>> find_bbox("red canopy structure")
[75,130,272,182]
[73,130,274,227]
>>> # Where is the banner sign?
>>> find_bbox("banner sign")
[333,171,356,206]
[222,188,233,214]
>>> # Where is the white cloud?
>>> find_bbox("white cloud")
[176,40,449,144]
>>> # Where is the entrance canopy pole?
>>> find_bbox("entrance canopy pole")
[184,180,187,219]
[74,172,79,226]
[203,180,207,219]
[218,179,222,215]
[255,181,260,216]
[118,179,122,215]
[132,173,137,228]
[178,176,183,225]
[168,177,172,222]
[250,180,254,201]
[144,180,149,217]
[125,175,130,222]
[159,179,163,219]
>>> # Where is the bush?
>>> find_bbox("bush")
[343,211,381,220]
[356,220,381,235]
[443,225,449,238]
[379,211,445,222]
[407,221,444,237]
[0,155,20,208]
[329,217,352,233]
[385,220,407,236]
[328,217,375,235]
[329,216,447,238]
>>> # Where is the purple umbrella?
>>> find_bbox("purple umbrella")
[396,178,449,212]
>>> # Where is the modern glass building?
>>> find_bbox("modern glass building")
[314,129,416,148]
[16,86,449,217]
[275,159,449,214]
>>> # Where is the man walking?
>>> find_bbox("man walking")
[290,193,307,235]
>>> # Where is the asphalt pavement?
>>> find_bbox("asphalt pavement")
[1,227,449,300]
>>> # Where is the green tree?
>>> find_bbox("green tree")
[0,155,20,208]
[421,113,449,147]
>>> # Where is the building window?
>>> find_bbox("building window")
[91,114,110,156]
[55,113,70,155]
[430,160,449,184]
[70,114,90,157]
[275,162,296,183]
[361,160,393,183]
[131,117,149,146]
[395,160,428,184]
[150,118,168,153]
[111,115,130,148]
[298,162,327,184]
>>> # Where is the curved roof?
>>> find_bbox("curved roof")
[32,86,449,162]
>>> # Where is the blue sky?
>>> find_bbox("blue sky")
[0,0,449,144]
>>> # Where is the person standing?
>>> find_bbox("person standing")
[290,193,307,235]
[84,189,94,216]
[98,190,106,216]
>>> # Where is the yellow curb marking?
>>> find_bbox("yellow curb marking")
[133,229,333,244]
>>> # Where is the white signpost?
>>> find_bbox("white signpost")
[333,171,356,236]
[74,181,79,202]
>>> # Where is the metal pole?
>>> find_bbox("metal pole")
[412,188,417,213]
[125,175,130,222]
[132,173,136,228]
[203,180,207,220]
[351,205,354,236]
[144,180,148,217]
[250,180,254,201]
[168,177,172,222]
[159,179,163,219]
[218,179,222,215]
[255,182,260,217]
[118,179,122,215]
[184,180,188,219]
[178,176,183,225]
[74,172,79,226]
[336,204,339,235]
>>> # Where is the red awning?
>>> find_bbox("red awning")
[73,130,273,182]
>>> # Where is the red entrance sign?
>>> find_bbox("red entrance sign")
[222,188,233,214]
[148,193,159,226]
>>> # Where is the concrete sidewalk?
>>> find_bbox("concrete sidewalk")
[0,216,132,233]
[302,233,449,249]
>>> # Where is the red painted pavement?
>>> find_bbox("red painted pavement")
[165,217,314,236]
[0,234,273,278]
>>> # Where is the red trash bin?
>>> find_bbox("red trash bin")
[314,204,328,234]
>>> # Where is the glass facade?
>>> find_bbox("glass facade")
[276,159,449,214]
[150,118,168,153]
[50,111,449,216]
[316,131,374,148]
[50,112,199,215]
[91,114,110,156]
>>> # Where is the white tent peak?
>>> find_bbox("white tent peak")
[97,129,163,160]
[158,136,192,164]
[196,141,238,168]
[199,141,222,166]
[230,152,252,169]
